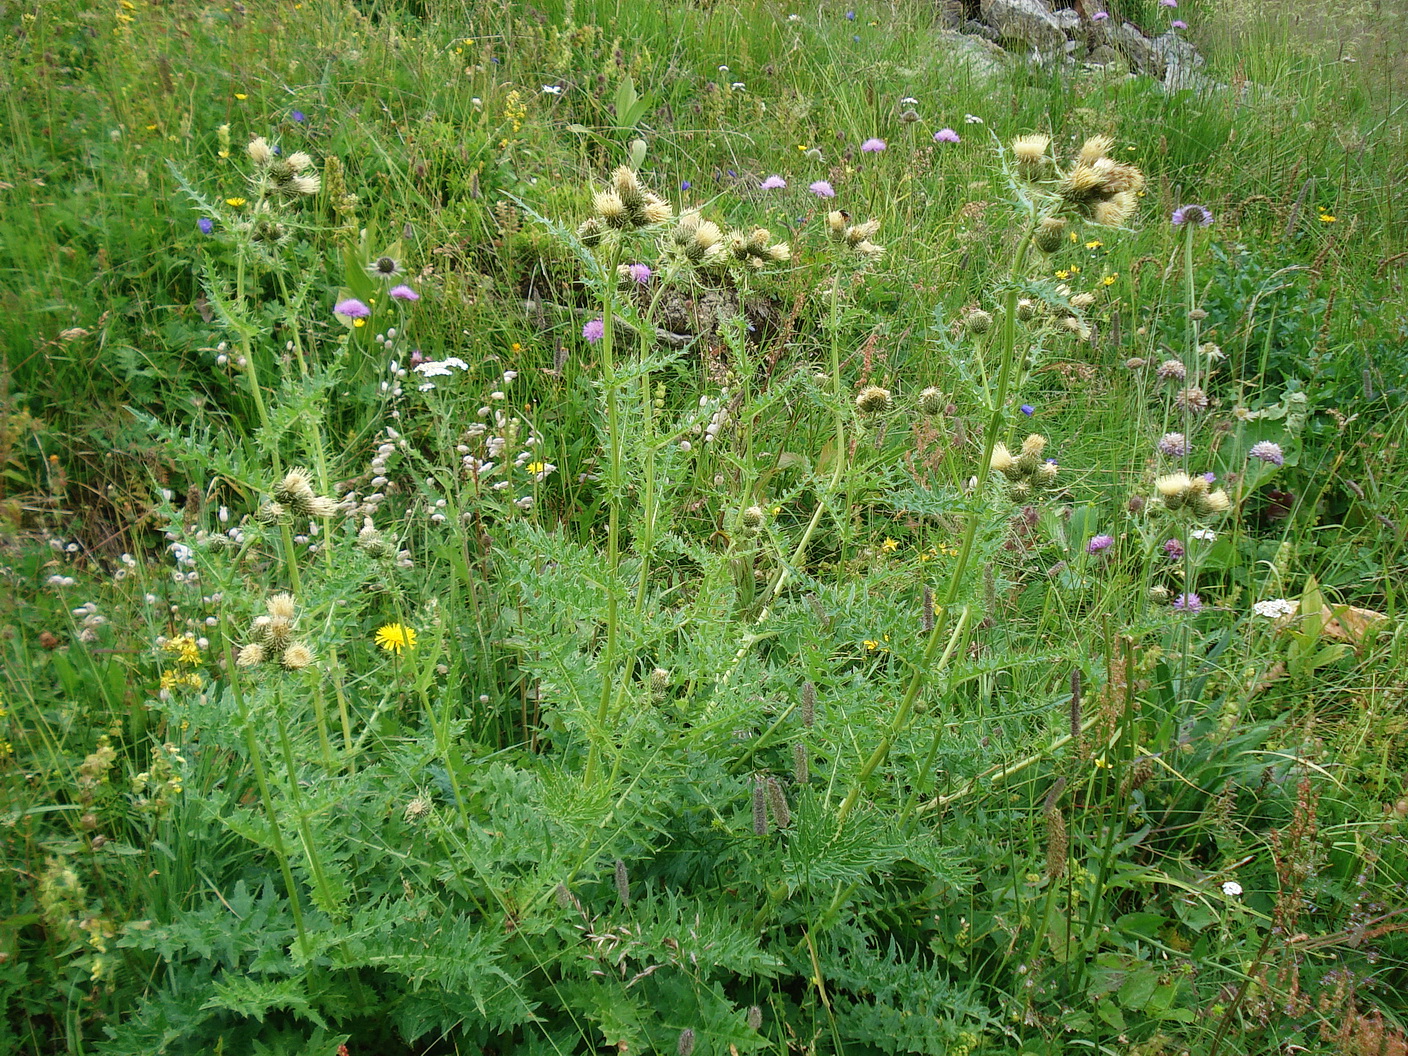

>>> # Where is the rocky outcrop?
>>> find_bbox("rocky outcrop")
[944,0,1213,90]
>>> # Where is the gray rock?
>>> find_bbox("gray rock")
[1086,44,1119,66]
[1101,20,1165,78]
[979,0,1067,54]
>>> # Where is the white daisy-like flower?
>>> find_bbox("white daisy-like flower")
[1252,598,1297,619]
[541,85,563,94]
[964,113,984,124]
[1222,880,1243,898]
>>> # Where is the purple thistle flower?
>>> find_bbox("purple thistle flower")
[1087,534,1115,555]
[1020,404,1035,416]
[197,217,214,234]
[860,138,886,153]
[291,110,306,123]
[934,128,960,143]
[582,318,605,343]
[1092,10,1109,19]
[627,263,652,285]
[1171,19,1187,28]
[1249,440,1285,466]
[1172,592,1202,613]
[1171,204,1213,226]
[389,285,420,302]
[760,175,787,189]
[1163,538,1185,559]
[1160,0,1177,6]
[1157,431,1188,457]
[334,298,371,319]
[809,180,836,198]
[1203,471,1217,483]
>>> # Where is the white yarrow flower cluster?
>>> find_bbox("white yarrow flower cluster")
[1252,598,1297,619]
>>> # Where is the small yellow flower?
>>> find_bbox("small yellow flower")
[881,537,899,553]
[234,93,248,100]
[525,461,546,475]
[1068,230,1078,243]
[1084,239,1103,250]
[353,319,366,328]
[225,197,246,207]
[770,505,781,516]
[1055,270,1070,280]
[375,623,417,654]
[1102,274,1118,286]
[511,342,522,352]
[863,639,881,652]
[145,124,158,131]
[1069,265,1081,274]
[796,144,808,152]
[1318,212,1337,223]
[162,635,202,665]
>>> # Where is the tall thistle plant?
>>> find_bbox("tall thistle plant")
[841,133,1149,826]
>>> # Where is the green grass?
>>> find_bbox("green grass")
[2,0,1408,1053]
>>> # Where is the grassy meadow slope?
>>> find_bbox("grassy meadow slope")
[2,0,1408,1052]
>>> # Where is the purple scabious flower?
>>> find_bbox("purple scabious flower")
[627,263,652,284]
[1171,204,1213,226]
[1249,440,1285,466]
[1163,538,1185,559]
[934,128,960,143]
[197,217,214,234]
[291,110,306,123]
[680,181,691,191]
[1158,432,1188,457]
[1087,534,1115,555]
[1020,404,1035,416]
[860,138,886,153]
[1171,19,1187,28]
[1160,0,1177,7]
[809,180,836,198]
[846,9,855,19]
[1172,592,1202,613]
[1203,471,1217,483]
[388,285,420,302]
[334,298,371,319]
[760,175,787,189]
[582,318,605,343]
[1091,10,1109,19]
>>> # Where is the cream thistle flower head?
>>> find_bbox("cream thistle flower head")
[375,623,417,654]
[592,166,672,230]
[1012,134,1051,177]
[1056,141,1146,227]
[856,385,892,415]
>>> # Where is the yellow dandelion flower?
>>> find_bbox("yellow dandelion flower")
[375,623,417,654]
[225,197,246,207]
[511,342,522,352]
[1055,269,1070,280]
[881,537,899,553]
